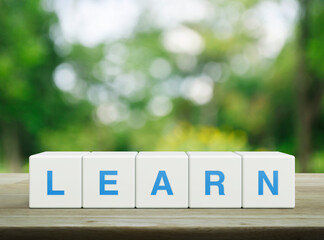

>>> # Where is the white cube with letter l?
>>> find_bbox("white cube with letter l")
[82,151,137,208]
[236,151,295,208]
[136,152,188,208]
[29,152,87,208]
[188,152,241,208]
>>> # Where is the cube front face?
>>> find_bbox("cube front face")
[29,152,84,208]
[188,152,241,208]
[237,152,295,208]
[136,152,188,208]
[82,152,137,208]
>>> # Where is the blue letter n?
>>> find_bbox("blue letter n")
[47,170,64,195]
[258,170,278,195]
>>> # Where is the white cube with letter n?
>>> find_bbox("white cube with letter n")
[236,151,295,208]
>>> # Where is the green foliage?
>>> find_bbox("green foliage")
[0,0,324,172]
[155,122,249,151]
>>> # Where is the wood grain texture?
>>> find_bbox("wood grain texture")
[0,173,323,240]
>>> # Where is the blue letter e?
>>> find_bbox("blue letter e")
[258,170,278,195]
[100,170,118,195]
[151,171,173,195]
[47,170,64,195]
[205,171,225,195]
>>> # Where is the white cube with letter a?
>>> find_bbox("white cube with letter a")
[188,152,241,208]
[236,151,295,208]
[136,152,188,208]
[82,151,137,208]
[29,152,86,208]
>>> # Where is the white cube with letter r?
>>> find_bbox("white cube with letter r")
[83,151,137,208]
[236,151,295,208]
[188,152,241,208]
[29,152,87,208]
[136,152,188,208]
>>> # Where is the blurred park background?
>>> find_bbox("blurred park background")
[0,0,324,173]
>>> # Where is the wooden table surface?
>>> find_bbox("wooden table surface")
[0,173,323,240]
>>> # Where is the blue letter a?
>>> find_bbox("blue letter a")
[151,171,173,195]
[47,170,64,195]
[258,170,278,195]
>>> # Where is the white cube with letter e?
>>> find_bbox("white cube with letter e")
[236,151,295,208]
[136,152,188,208]
[83,151,137,208]
[188,152,241,208]
[29,152,87,208]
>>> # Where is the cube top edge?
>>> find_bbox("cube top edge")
[235,151,294,159]
[137,151,188,158]
[84,151,138,158]
[30,151,89,158]
[187,151,240,158]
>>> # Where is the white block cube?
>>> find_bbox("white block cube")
[236,151,295,208]
[29,152,87,208]
[136,152,188,208]
[83,151,137,208]
[188,152,241,208]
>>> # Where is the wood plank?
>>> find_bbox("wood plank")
[0,173,323,240]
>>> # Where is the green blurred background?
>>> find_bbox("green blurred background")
[0,0,323,173]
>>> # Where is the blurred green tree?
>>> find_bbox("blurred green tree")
[295,0,324,172]
[0,0,92,171]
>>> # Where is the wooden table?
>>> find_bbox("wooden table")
[0,174,323,240]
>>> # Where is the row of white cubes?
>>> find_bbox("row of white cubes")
[29,151,295,208]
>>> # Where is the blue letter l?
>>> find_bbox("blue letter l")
[47,170,64,195]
